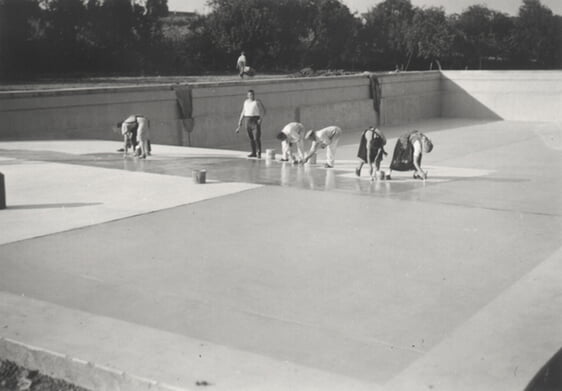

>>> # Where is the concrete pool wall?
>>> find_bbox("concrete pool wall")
[441,71,562,121]
[0,71,560,147]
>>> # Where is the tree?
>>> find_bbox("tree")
[489,11,515,63]
[301,0,357,68]
[406,7,453,69]
[362,0,414,69]
[42,0,89,71]
[269,0,313,69]
[205,0,282,68]
[513,0,560,68]
[145,0,168,18]
[454,5,495,69]
[0,0,42,78]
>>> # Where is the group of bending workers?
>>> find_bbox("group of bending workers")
[116,90,434,178]
[238,88,433,178]
[354,125,434,180]
[274,122,433,179]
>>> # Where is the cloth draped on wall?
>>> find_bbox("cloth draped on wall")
[368,74,381,126]
[174,85,194,146]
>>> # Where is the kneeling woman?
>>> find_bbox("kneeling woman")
[387,130,433,180]
[355,126,387,180]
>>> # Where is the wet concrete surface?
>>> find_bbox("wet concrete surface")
[0,147,488,200]
[0,119,561,390]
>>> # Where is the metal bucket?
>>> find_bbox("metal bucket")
[308,153,317,164]
[265,149,276,160]
[192,169,207,184]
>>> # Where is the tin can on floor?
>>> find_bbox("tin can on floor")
[265,149,276,160]
[192,169,207,184]
[308,153,317,164]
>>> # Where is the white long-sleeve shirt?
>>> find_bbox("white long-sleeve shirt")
[313,126,341,147]
[281,122,304,143]
[281,122,305,160]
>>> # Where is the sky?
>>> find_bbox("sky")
[169,0,562,15]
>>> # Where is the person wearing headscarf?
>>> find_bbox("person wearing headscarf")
[387,130,433,180]
[355,126,387,180]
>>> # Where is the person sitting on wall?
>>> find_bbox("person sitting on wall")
[236,51,247,79]
[387,130,433,180]
[355,126,387,180]
[117,114,151,159]
[276,122,306,163]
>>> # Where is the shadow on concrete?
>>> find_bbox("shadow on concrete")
[7,202,102,210]
[454,177,530,184]
[440,74,503,120]
[525,347,562,391]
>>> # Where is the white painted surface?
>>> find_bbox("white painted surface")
[0,158,260,244]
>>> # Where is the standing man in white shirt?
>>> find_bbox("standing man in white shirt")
[236,51,247,79]
[276,122,306,163]
[237,90,267,158]
[303,125,343,168]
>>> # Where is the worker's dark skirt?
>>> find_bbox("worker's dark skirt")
[357,133,384,164]
[389,135,415,171]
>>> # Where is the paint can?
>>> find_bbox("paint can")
[308,153,317,164]
[265,149,276,160]
[192,169,206,184]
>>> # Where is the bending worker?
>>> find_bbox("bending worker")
[237,89,266,158]
[119,114,151,159]
[303,125,343,168]
[355,126,387,179]
[276,122,306,163]
[387,129,433,180]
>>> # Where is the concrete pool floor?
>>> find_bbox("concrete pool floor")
[0,118,561,390]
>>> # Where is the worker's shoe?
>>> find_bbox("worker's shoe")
[324,163,333,168]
